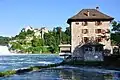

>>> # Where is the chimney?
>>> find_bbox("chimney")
[96,6,99,10]
[87,10,90,16]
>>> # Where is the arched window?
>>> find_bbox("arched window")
[83,37,89,43]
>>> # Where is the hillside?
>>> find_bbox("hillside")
[8,26,70,54]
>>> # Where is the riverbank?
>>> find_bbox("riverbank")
[0,62,62,77]
[1,60,120,77]
[0,54,120,77]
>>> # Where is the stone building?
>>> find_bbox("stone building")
[66,7,114,60]
[34,27,48,38]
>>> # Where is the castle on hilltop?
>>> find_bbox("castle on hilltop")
[22,26,48,38]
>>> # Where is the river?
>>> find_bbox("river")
[0,46,120,80]
[0,54,119,80]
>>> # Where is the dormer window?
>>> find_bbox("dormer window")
[92,14,96,16]
[95,21,102,26]
[84,13,88,16]
[82,21,88,26]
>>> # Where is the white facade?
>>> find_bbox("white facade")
[71,21,112,53]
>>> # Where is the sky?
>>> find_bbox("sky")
[0,0,119,37]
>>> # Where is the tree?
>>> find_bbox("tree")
[55,27,62,44]
[31,36,44,47]
[0,36,10,46]
[65,27,70,36]
[111,21,120,45]
[61,32,70,44]
[111,21,120,54]
[112,21,120,33]
[27,29,34,35]
[9,26,71,54]
[18,31,27,39]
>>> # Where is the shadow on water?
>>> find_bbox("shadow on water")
[1,67,120,80]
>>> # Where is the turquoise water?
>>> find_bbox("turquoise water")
[0,54,120,80]
[0,54,63,71]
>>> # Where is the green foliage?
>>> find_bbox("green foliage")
[61,32,70,44]
[111,21,120,54]
[27,29,34,35]
[111,33,120,45]
[31,37,43,47]
[17,31,27,39]
[111,21,120,46]
[14,29,34,39]
[65,27,71,36]
[43,26,70,53]
[44,32,59,53]
[0,36,10,46]
[11,42,23,50]
[9,27,71,54]
[112,21,120,33]
[0,62,62,77]
[42,46,49,53]
[0,70,16,77]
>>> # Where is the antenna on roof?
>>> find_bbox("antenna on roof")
[96,6,99,10]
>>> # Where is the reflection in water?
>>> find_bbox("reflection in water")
[1,67,120,80]
[59,69,104,80]
[59,68,120,80]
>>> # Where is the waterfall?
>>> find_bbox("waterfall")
[0,45,11,55]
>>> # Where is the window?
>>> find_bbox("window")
[84,13,88,16]
[85,47,89,51]
[82,21,88,26]
[82,29,88,34]
[95,21,102,26]
[95,47,103,51]
[84,47,92,51]
[101,29,106,34]
[106,29,110,33]
[88,47,92,51]
[92,14,96,16]
[95,29,101,33]
[83,37,89,43]
[75,22,79,25]
[95,37,102,42]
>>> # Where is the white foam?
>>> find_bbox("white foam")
[17,62,34,64]
[0,46,16,55]
[0,63,16,65]
[0,46,9,53]
[37,61,53,64]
